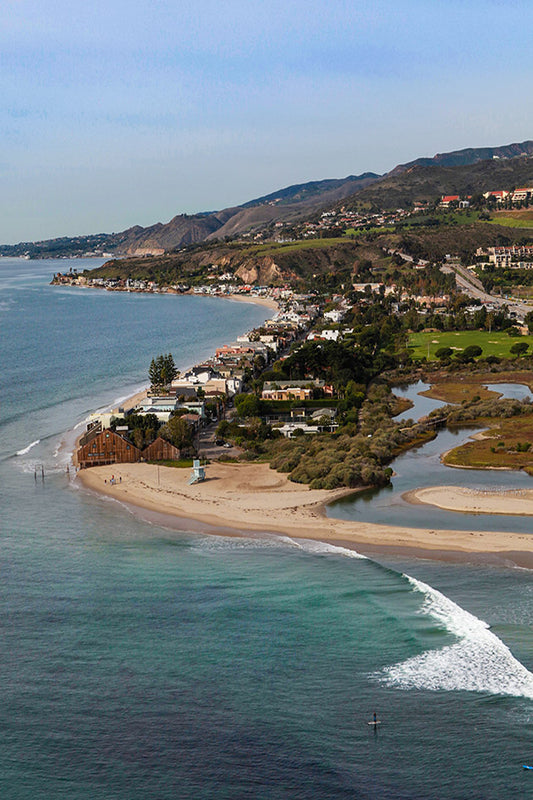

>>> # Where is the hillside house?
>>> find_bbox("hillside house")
[511,188,533,203]
[440,195,471,208]
[138,395,178,422]
[215,344,256,358]
[480,245,533,267]
[323,309,346,323]
[483,190,509,203]
[307,330,340,342]
[440,195,460,208]
[262,384,313,401]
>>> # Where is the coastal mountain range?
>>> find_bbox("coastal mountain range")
[3,139,533,259]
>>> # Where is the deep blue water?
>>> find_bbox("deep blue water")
[2,259,533,799]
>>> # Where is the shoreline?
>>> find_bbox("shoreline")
[51,277,281,313]
[211,292,279,310]
[70,290,278,454]
[69,288,533,568]
[76,462,533,568]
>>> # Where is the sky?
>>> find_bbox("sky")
[1,0,532,243]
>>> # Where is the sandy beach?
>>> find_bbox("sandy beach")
[406,485,533,516]
[222,293,279,310]
[77,462,533,567]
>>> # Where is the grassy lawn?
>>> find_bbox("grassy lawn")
[443,414,533,471]
[485,210,533,229]
[486,217,533,229]
[243,238,349,257]
[344,226,394,236]
[409,330,533,360]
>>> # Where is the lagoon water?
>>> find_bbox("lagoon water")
[2,259,533,798]
[330,381,533,534]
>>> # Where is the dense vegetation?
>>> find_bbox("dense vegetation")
[149,353,178,390]
[443,411,533,472]
[222,383,434,490]
[476,264,533,292]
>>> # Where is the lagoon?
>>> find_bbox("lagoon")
[330,379,533,533]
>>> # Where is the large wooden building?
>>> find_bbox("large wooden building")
[77,428,182,469]
[77,429,141,469]
[142,437,181,462]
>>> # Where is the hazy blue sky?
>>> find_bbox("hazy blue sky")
[1,0,532,243]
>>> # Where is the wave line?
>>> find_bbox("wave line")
[377,575,533,698]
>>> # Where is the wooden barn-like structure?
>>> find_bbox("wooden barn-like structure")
[77,427,182,469]
[77,429,141,468]
[142,437,181,462]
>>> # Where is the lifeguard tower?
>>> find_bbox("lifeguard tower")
[188,459,206,484]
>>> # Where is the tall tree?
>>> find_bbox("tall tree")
[149,353,178,390]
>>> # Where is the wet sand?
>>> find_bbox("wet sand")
[77,462,533,567]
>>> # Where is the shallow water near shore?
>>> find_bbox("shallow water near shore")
[2,259,533,798]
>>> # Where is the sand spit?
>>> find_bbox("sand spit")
[77,462,533,567]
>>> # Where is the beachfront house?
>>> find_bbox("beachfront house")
[142,437,181,462]
[77,428,142,468]
[77,428,183,468]
[138,395,179,422]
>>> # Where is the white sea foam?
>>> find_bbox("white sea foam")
[72,419,88,431]
[192,535,369,558]
[288,538,368,560]
[194,534,297,553]
[18,459,66,476]
[378,575,533,698]
[16,439,40,456]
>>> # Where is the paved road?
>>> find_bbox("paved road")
[196,422,239,459]
[444,262,531,321]
[389,247,532,320]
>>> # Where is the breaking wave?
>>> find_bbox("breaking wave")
[287,538,368,560]
[378,575,533,698]
[16,439,40,456]
[187,533,533,698]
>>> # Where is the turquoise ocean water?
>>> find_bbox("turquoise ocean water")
[2,259,533,799]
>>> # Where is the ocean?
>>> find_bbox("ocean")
[1,258,533,799]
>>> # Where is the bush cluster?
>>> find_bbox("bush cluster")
[261,382,428,490]
[437,397,531,424]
